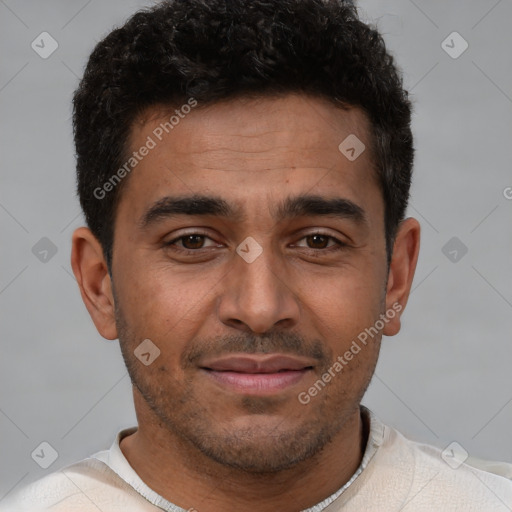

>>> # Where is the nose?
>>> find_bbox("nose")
[217,243,301,334]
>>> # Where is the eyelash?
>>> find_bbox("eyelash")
[164,231,347,256]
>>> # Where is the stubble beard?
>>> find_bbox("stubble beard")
[114,297,379,474]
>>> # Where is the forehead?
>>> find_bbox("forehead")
[132,94,372,167]
[116,93,381,228]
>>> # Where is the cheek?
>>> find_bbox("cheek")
[117,265,216,355]
[305,271,384,350]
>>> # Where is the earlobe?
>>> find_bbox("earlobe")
[70,227,118,340]
[383,217,421,337]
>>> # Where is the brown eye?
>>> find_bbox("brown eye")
[164,232,218,253]
[180,234,206,250]
[295,232,345,251]
[292,232,349,257]
[305,234,331,249]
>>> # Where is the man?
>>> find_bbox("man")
[3,0,511,510]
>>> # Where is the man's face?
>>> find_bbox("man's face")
[111,94,389,472]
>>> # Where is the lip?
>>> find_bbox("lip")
[200,354,314,395]
[201,354,315,373]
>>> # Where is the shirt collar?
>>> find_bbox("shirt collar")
[302,405,385,511]
[92,405,385,512]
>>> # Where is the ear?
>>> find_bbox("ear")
[383,217,421,336]
[70,227,118,340]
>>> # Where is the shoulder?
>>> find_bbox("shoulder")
[382,420,512,510]
[0,456,157,512]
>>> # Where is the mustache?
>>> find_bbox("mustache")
[182,331,332,369]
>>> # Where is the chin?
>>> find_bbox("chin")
[183,415,335,474]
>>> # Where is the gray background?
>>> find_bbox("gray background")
[1,0,511,500]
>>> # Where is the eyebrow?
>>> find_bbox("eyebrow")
[138,193,367,229]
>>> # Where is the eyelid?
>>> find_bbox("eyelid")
[292,231,347,248]
[165,230,218,247]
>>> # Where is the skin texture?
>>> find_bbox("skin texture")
[71,93,420,512]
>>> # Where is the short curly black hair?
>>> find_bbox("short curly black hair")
[73,0,413,272]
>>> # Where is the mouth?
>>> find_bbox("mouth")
[200,354,314,395]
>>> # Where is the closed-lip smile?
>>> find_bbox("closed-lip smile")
[200,354,314,394]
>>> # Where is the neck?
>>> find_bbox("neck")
[120,392,368,512]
